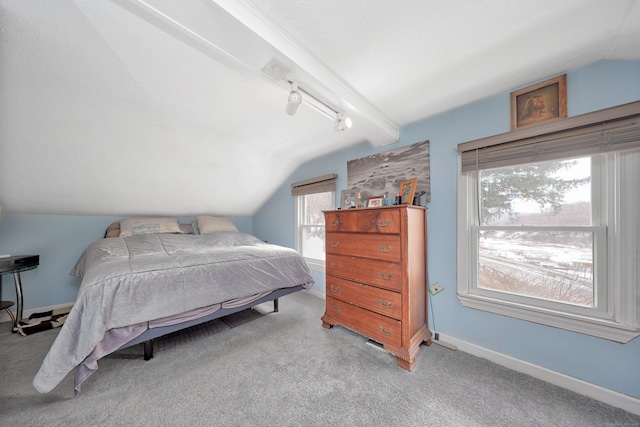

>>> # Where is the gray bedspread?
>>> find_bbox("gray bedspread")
[33,232,314,393]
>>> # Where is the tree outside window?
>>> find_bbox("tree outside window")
[478,158,594,307]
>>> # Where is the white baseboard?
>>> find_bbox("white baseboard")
[0,302,74,324]
[435,332,640,416]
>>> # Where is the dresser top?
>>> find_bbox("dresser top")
[323,205,426,214]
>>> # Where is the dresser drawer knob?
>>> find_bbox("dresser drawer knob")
[379,272,393,280]
[332,305,341,313]
[376,219,391,227]
[330,285,340,293]
[330,241,340,248]
[379,326,393,335]
[378,245,392,253]
[379,299,392,309]
[330,220,340,227]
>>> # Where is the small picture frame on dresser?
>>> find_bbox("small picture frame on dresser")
[340,189,358,209]
[398,178,418,204]
[366,196,384,208]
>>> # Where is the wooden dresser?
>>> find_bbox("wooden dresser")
[321,205,431,371]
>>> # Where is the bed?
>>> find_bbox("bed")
[32,216,314,395]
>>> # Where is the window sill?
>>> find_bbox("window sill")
[304,258,325,273]
[457,293,639,343]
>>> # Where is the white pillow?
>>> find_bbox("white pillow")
[196,216,239,234]
[119,217,182,238]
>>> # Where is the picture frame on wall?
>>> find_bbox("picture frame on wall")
[347,140,431,204]
[398,178,418,204]
[366,196,384,208]
[340,189,358,209]
[510,74,567,130]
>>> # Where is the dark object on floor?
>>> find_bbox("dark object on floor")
[14,307,71,336]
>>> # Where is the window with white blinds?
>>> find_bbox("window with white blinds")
[456,101,640,342]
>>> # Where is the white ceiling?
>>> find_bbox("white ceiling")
[1,0,639,216]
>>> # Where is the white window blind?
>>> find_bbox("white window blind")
[291,173,338,197]
[458,101,640,172]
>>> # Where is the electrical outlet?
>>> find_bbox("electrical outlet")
[429,282,444,295]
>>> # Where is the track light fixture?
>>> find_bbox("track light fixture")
[285,82,302,116]
[282,79,352,131]
[334,115,352,132]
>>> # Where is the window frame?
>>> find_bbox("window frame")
[457,151,639,343]
[291,173,337,272]
[294,191,335,272]
[472,224,608,317]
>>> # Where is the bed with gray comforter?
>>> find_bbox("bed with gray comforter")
[33,232,314,394]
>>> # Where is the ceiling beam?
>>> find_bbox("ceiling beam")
[113,0,399,145]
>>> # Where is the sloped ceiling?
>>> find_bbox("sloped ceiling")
[1,0,639,216]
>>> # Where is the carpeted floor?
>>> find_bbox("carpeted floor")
[0,291,638,426]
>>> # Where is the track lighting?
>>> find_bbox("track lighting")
[282,79,352,131]
[334,115,352,132]
[285,82,302,116]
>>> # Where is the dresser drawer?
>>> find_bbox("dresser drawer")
[326,296,401,347]
[327,276,402,320]
[326,254,402,291]
[325,209,401,234]
[326,232,401,262]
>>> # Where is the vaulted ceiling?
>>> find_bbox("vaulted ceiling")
[1,0,639,216]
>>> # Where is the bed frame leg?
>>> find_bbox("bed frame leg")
[273,298,279,313]
[143,340,154,360]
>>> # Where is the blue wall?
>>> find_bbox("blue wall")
[0,215,253,308]
[254,60,640,399]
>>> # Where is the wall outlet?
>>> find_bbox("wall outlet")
[429,282,444,295]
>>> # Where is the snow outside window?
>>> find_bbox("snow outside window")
[295,191,334,271]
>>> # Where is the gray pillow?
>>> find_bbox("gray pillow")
[119,217,182,238]
[195,216,238,234]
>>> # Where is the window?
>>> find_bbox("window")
[457,102,640,342]
[291,174,337,271]
[295,192,334,268]
[474,156,606,313]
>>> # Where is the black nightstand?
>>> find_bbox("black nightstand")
[0,255,40,330]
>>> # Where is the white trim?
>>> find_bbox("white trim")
[433,332,640,416]
[457,293,639,343]
[0,302,74,324]
[618,150,640,327]
[304,258,326,273]
[294,195,303,256]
